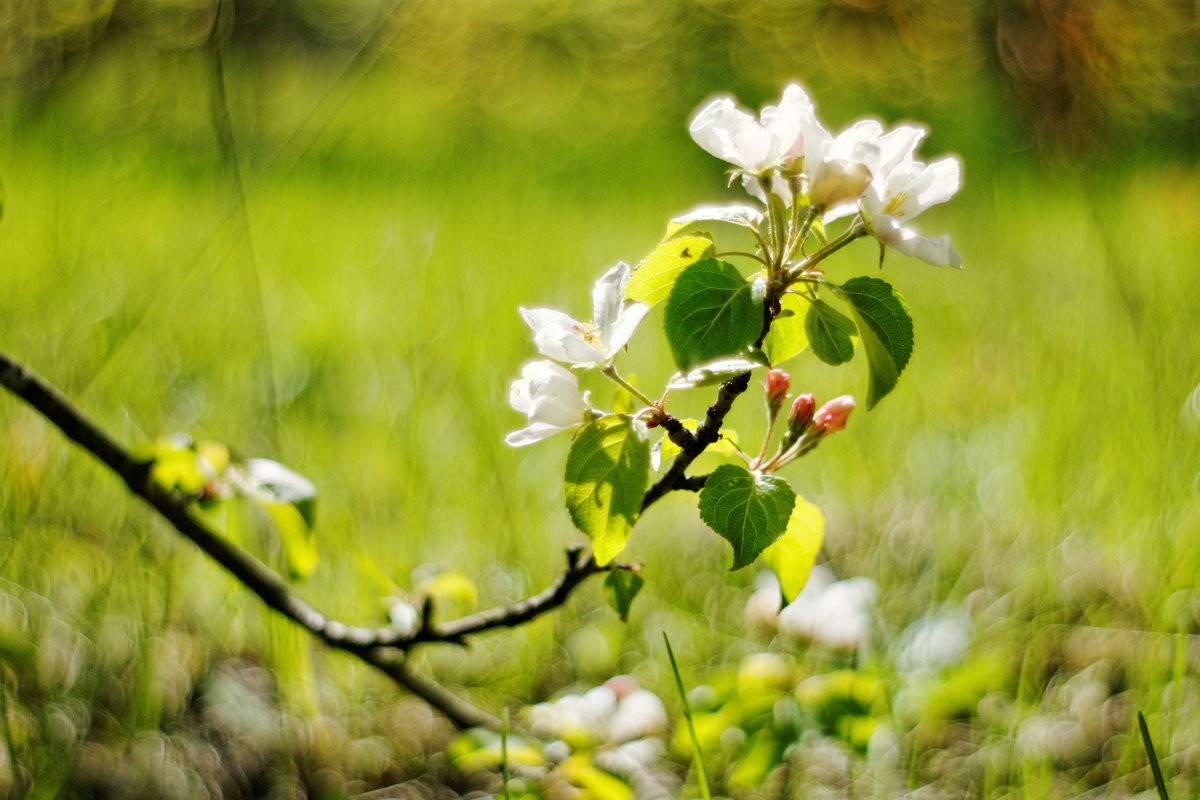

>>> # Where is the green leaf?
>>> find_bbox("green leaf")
[805,299,856,366]
[603,570,645,622]
[625,234,715,307]
[663,259,761,371]
[665,204,764,239]
[666,349,770,390]
[234,458,320,580]
[265,503,319,581]
[760,495,825,603]
[762,292,809,364]
[832,276,914,409]
[729,730,786,789]
[564,416,651,566]
[558,755,635,800]
[698,465,796,570]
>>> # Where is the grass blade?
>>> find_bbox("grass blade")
[501,707,511,800]
[1138,710,1170,800]
[663,632,712,800]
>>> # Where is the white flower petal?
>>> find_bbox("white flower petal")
[505,422,576,448]
[689,97,775,172]
[872,124,927,179]
[505,361,591,447]
[914,157,961,212]
[606,301,649,355]
[520,307,607,366]
[872,216,962,268]
[591,262,629,345]
[765,84,822,162]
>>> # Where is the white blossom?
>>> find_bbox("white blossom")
[504,361,592,447]
[859,126,963,267]
[776,565,878,651]
[519,262,649,369]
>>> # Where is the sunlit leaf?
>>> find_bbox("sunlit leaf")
[564,416,650,566]
[665,203,764,239]
[666,349,770,390]
[234,458,320,580]
[759,495,825,603]
[558,755,635,800]
[805,299,856,366]
[698,465,795,570]
[762,292,809,365]
[663,259,761,371]
[729,729,786,789]
[625,234,715,307]
[417,571,479,621]
[831,276,913,409]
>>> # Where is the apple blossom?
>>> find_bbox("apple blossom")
[519,262,649,369]
[859,131,963,268]
[505,361,594,447]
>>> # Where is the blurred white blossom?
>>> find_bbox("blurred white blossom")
[524,677,667,749]
[775,566,878,651]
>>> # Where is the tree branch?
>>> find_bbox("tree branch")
[409,546,633,644]
[0,351,621,731]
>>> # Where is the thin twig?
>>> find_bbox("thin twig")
[0,351,625,731]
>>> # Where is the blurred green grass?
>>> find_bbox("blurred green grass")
[1,6,1199,796]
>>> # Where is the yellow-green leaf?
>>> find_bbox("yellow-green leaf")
[265,502,319,581]
[760,495,825,603]
[625,234,715,307]
[762,292,809,365]
[564,416,651,565]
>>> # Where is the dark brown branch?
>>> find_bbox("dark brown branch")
[408,546,633,644]
[641,372,751,510]
[0,351,620,731]
[640,289,780,511]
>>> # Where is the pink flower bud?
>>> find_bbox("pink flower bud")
[788,393,816,435]
[813,395,856,434]
[765,370,790,415]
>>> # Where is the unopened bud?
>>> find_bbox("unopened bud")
[813,395,856,434]
[810,159,872,210]
[787,393,816,437]
[765,370,790,416]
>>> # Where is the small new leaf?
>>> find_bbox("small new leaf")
[759,495,825,603]
[564,416,651,566]
[667,349,770,390]
[604,570,645,623]
[832,276,914,409]
[763,292,809,365]
[625,234,715,307]
[665,204,764,239]
[233,458,320,580]
[663,259,761,371]
[698,464,796,570]
[806,299,856,366]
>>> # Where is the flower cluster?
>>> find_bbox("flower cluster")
[502,82,963,585]
[505,263,649,447]
[690,83,962,268]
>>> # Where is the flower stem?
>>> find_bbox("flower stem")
[601,366,658,409]
[786,220,867,282]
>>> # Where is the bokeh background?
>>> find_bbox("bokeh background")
[1,0,1198,797]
